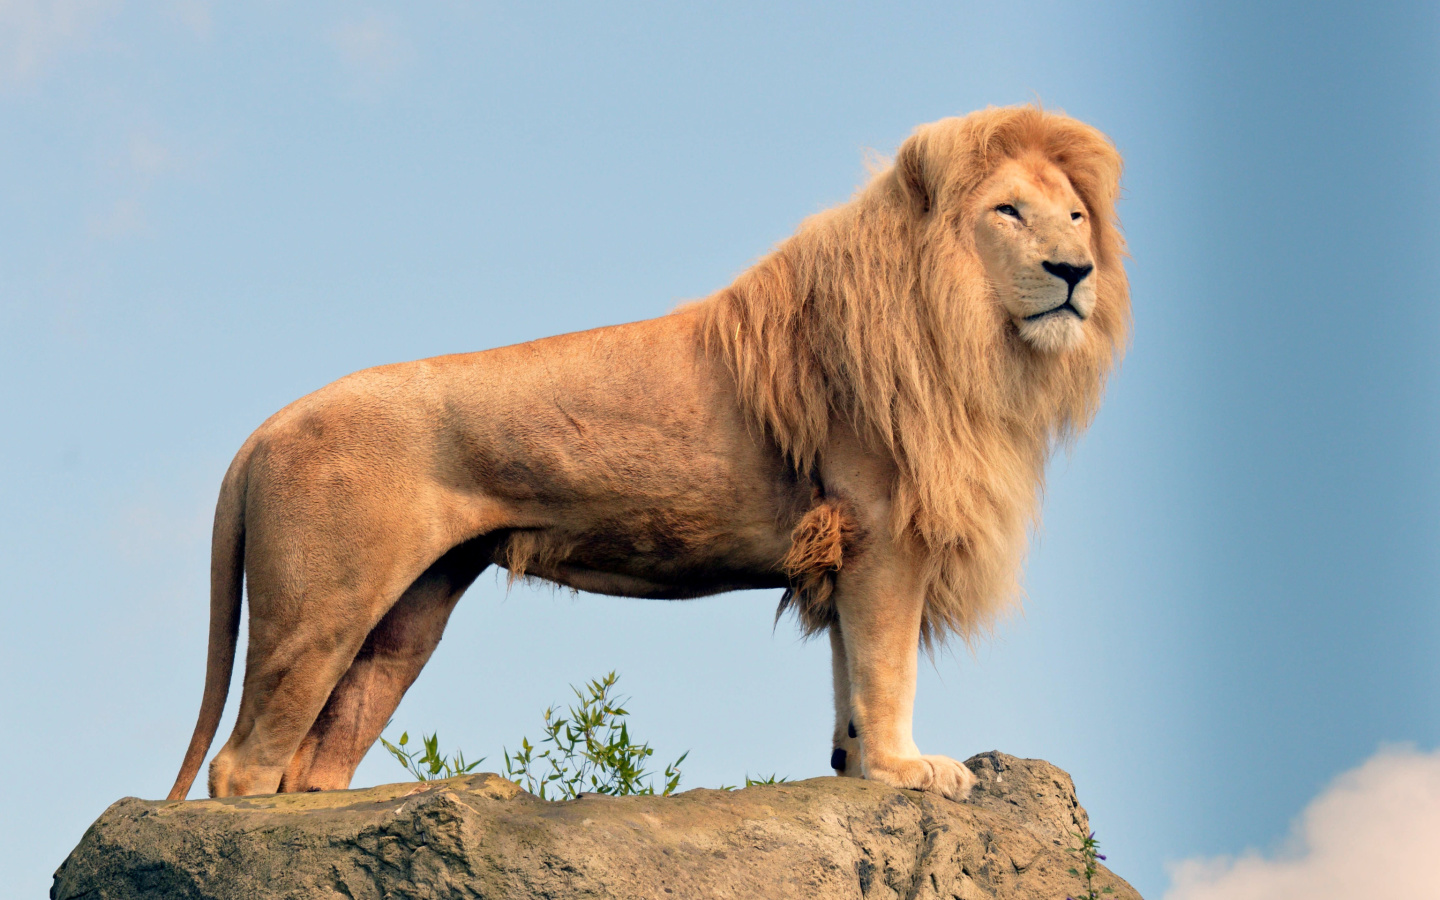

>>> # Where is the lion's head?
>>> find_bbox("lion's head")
[971,156,1099,352]
[891,106,1128,361]
[705,105,1129,643]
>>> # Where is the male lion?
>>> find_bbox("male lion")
[168,105,1129,802]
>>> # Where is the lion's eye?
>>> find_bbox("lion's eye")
[995,204,1021,219]
[1071,211,1083,221]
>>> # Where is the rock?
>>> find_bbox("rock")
[52,751,1141,899]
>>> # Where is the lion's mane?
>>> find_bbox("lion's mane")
[701,106,1130,645]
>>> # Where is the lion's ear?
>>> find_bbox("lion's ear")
[895,132,931,216]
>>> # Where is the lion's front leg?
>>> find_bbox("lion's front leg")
[832,547,976,802]
[828,623,861,777]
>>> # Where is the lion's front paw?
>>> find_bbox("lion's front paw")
[865,752,977,801]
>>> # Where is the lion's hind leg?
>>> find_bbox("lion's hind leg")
[207,508,472,798]
[207,603,379,798]
[279,536,495,792]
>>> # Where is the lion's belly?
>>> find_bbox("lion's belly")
[509,547,791,601]
[492,504,796,600]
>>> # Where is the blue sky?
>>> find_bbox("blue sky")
[3,2,1438,897]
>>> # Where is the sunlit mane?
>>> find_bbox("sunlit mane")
[702,105,1130,645]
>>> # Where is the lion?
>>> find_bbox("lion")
[167,105,1129,802]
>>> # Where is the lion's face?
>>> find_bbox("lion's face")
[971,155,1098,353]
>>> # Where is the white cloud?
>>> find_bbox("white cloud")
[1165,746,1440,900]
[0,0,119,88]
[328,11,411,94]
[127,131,174,177]
[111,493,211,567]
[86,132,169,239]
[87,194,146,238]
[168,0,210,40]
[87,129,210,239]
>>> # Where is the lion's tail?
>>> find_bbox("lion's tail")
[166,441,252,801]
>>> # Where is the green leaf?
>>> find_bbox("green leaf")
[393,672,689,801]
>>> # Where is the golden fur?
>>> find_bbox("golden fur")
[707,105,1129,645]
[168,105,1127,804]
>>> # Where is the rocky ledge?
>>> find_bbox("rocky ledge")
[53,751,1141,899]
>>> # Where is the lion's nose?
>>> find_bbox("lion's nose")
[1042,261,1093,288]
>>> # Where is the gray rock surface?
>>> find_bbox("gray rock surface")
[53,751,1141,899]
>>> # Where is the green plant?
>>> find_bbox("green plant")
[502,672,688,800]
[380,730,484,781]
[381,672,791,797]
[1066,829,1115,900]
[718,773,790,790]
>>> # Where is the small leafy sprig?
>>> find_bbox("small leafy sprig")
[501,672,688,800]
[1066,829,1115,900]
[380,730,484,781]
[718,773,790,790]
